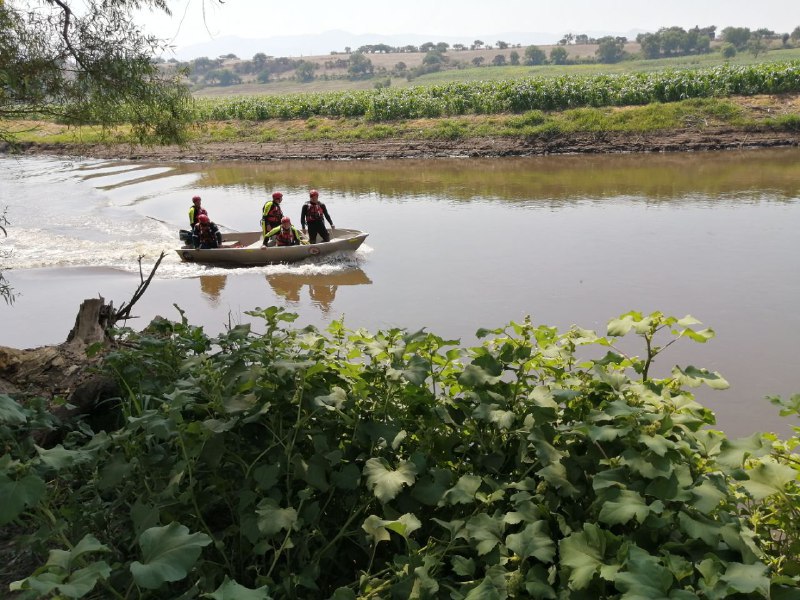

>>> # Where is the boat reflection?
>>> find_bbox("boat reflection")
[266,268,372,313]
[199,275,227,304]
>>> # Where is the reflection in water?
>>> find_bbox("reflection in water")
[199,275,227,303]
[266,269,372,313]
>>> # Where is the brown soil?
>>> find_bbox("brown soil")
[7,127,800,161]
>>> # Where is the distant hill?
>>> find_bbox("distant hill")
[163,29,646,61]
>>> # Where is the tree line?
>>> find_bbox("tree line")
[161,24,800,89]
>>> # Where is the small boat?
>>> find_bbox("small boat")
[176,228,369,267]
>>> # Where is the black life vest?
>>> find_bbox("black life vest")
[306,202,324,222]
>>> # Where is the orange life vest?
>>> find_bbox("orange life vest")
[306,202,324,222]
[276,226,300,246]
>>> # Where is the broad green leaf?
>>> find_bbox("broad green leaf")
[363,458,417,503]
[559,524,614,590]
[256,499,298,536]
[203,576,272,599]
[412,468,452,506]
[451,555,476,577]
[672,366,729,390]
[598,489,651,526]
[679,327,715,343]
[691,479,727,514]
[524,564,557,599]
[36,445,91,470]
[464,575,504,600]
[720,562,769,596]
[56,562,112,599]
[444,474,482,505]
[676,315,701,327]
[742,459,798,500]
[464,513,505,556]
[607,316,636,337]
[362,515,390,544]
[129,522,212,590]
[312,387,347,411]
[0,473,46,525]
[614,546,673,599]
[458,364,502,387]
[331,463,361,491]
[505,521,556,563]
[0,394,26,425]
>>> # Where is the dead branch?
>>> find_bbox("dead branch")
[113,251,165,326]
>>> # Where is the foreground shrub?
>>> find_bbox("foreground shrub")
[1,309,798,598]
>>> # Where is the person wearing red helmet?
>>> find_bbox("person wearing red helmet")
[191,212,222,249]
[263,216,307,247]
[261,191,284,236]
[300,189,334,244]
[188,195,207,228]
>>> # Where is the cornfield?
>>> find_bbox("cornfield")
[193,61,800,123]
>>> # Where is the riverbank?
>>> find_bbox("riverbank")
[3,94,800,161]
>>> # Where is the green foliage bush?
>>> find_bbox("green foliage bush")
[192,61,800,123]
[1,309,799,598]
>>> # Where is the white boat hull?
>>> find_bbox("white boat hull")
[176,228,368,266]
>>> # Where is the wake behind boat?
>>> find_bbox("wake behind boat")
[176,228,368,266]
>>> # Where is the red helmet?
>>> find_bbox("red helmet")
[309,189,319,198]
[198,214,210,223]
[281,216,291,225]
[192,195,201,203]
[272,192,283,200]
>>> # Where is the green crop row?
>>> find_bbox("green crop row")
[192,61,800,122]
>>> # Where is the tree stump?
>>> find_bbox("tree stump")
[65,297,113,347]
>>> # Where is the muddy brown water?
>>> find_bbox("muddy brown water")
[1,149,799,436]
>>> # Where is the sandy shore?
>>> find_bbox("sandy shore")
[5,127,799,161]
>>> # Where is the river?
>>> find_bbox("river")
[1,150,799,437]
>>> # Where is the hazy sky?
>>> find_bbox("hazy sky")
[140,0,799,50]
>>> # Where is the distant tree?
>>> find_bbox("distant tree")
[492,54,506,66]
[256,70,271,83]
[373,77,391,89]
[754,28,776,38]
[549,46,568,65]
[782,33,791,47]
[253,53,269,70]
[660,27,688,55]
[698,25,717,40]
[722,27,751,49]
[435,42,450,52]
[747,34,768,57]
[219,53,238,60]
[423,51,444,65]
[402,45,419,53]
[792,26,800,42]
[453,43,466,51]
[575,34,589,44]
[344,46,351,54]
[420,42,436,52]
[509,50,520,65]
[524,45,547,65]
[348,52,374,79]
[393,61,407,73]
[496,40,509,49]
[472,56,485,66]
[595,36,625,63]
[721,43,737,59]
[473,39,484,49]
[295,60,316,82]
[638,32,662,58]
[204,69,241,86]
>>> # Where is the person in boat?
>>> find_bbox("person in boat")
[263,216,308,247]
[188,195,207,228]
[261,191,284,236]
[301,189,334,244]
[192,214,222,249]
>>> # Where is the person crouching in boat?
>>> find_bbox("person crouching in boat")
[263,216,308,247]
[261,191,284,236]
[192,214,222,249]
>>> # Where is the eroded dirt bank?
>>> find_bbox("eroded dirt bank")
[5,127,799,161]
